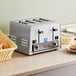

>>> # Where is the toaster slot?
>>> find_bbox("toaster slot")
[18,20,27,24]
[26,20,35,24]
[39,18,49,21]
[33,18,49,22]
[22,22,27,24]
[33,19,42,22]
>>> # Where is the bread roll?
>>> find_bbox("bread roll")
[0,41,9,49]
[70,44,76,50]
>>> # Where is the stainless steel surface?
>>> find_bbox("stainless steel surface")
[10,18,61,55]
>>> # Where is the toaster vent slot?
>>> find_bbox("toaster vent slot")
[21,38,29,47]
[10,35,17,43]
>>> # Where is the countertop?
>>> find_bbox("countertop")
[0,46,76,76]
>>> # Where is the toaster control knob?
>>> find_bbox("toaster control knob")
[35,45,38,49]
[53,42,57,47]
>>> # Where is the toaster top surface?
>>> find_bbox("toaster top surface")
[12,18,58,27]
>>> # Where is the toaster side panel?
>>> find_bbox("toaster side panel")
[10,21,31,55]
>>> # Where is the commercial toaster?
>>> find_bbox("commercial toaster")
[10,18,61,55]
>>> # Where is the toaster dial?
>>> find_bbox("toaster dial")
[35,45,39,49]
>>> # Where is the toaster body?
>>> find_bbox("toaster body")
[10,18,61,55]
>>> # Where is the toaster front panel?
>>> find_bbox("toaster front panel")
[30,23,60,53]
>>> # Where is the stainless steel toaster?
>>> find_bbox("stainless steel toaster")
[10,18,61,55]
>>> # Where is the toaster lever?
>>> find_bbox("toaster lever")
[38,30,44,44]
[38,30,43,34]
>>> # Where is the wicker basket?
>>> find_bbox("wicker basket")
[0,31,17,61]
